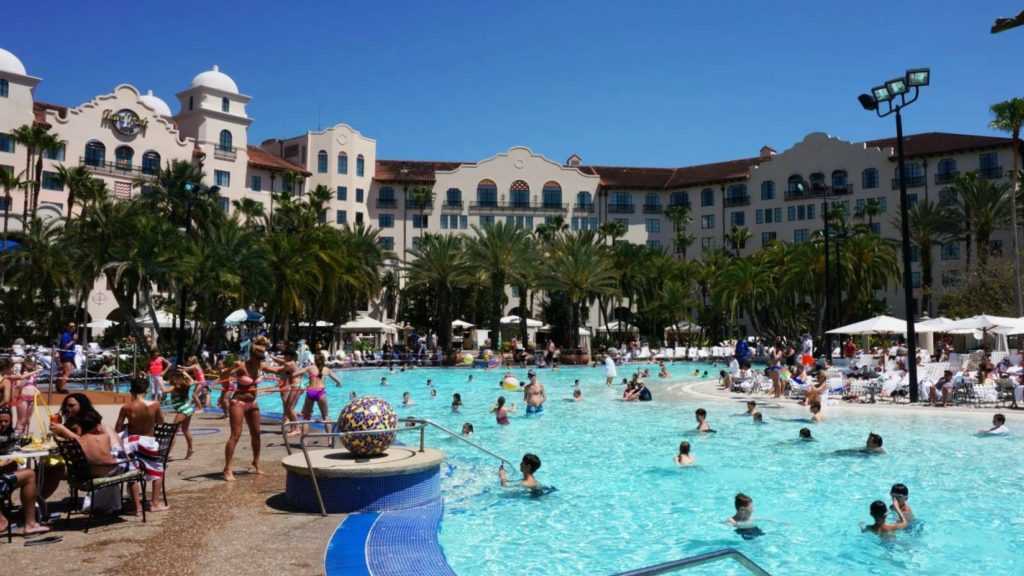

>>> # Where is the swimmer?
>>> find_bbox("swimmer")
[349,391,358,403]
[835,432,885,455]
[862,498,907,535]
[402,392,415,406]
[490,396,516,425]
[467,374,473,382]
[725,493,764,539]
[430,389,437,398]
[572,388,583,402]
[426,379,433,387]
[658,361,669,378]
[702,371,708,378]
[809,402,827,423]
[744,400,757,416]
[693,369,700,377]
[499,453,541,489]
[799,427,815,441]
[381,377,388,386]
[523,370,546,415]
[675,440,695,466]
[573,379,580,388]
[889,483,914,523]
[980,413,1010,435]
[451,393,462,412]
[462,422,474,436]
[695,408,714,433]
[752,412,765,424]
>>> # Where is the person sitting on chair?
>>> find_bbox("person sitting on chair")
[929,370,955,407]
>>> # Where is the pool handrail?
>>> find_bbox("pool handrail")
[294,418,514,516]
[609,548,771,576]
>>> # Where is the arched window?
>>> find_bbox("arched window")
[761,181,775,200]
[141,150,161,175]
[446,188,462,207]
[84,141,106,167]
[809,172,825,190]
[510,180,530,207]
[644,192,661,213]
[317,150,328,173]
[576,191,593,209]
[939,187,958,207]
[542,181,562,208]
[670,191,689,207]
[218,129,233,151]
[787,174,804,194]
[356,154,365,177]
[115,145,134,171]
[0,79,8,98]
[937,158,957,183]
[477,179,498,207]
[831,170,848,189]
[862,168,879,189]
[337,152,348,174]
[896,163,923,187]
[221,97,230,113]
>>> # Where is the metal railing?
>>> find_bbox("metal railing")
[611,548,771,576]
[979,166,1004,179]
[891,175,925,189]
[723,195,750,207]
[935,171,959,185]
[295,417,513,515]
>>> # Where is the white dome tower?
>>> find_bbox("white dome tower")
[139,89,172,117]
[0,46,41,142]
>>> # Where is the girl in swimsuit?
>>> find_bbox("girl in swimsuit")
[223,337,284,481]
[10,358,41,436]
[490,396,516,425]
[147,350,170,402]
[179,355,208,413]
[214,357,233,418]
[168,370,196,459]
[768,343,784,398]
[274,349,304,436]
[297,355,339,434]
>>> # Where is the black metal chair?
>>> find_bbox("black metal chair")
[0,488,12,542]
[153,421,180,507]
[56,440,147,532]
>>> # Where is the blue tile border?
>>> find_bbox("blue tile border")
[325,512,378,576]
[286,466,441,514]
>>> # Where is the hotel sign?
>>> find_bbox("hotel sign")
[102,108,148,136]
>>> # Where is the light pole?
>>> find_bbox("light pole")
[858,68,930,403]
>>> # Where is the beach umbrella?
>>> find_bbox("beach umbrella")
[944,314,1020,332]
[224,309,264,326]
[0,239,21,252]
[826,315,908,335]
[499,315,543,327]
[915,316,956,333]
[452,319,475,329]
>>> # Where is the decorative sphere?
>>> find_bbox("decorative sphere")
[337,397,398,456]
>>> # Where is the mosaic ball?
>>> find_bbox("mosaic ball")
[337,397,398,456]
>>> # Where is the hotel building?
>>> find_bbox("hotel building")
[0,46,1018,333]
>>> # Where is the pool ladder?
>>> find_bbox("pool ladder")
[611,548,771,576]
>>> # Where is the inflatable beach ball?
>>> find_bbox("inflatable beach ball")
[337,397,398,456]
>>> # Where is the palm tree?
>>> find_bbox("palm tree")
[30,131,65,219]
[466,220,532,345]
[664,203,693,259]
[409,185,435,238]
[231,197,266,228]
[0,168,28,249]
[281,169,305,197]
[854,198,884,231]
[54,165,95,223]
[899,200,957,316]
[534,215,568,245]
[404,233,474,350]
[724,225,752,258]
[10,124,51,221]
[0,217,73,333]
[716,257,774,332]
[542,230,617,348]
[598,219,626,246]
[307,184,333,224]
[955,171,1011,270]
[990,97,1024,315]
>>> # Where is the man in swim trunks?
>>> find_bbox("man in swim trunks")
[604,354,617,387]
[114,376,168,511]
[523,370,546,414]
[57,322,77,393]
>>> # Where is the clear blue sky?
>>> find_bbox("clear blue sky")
[5,1,1022,166]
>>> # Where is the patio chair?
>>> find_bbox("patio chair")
[153,421,181,507]
[1,487,12,542]
[56,440,147,532]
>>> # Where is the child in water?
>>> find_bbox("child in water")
[675,441,695,466]
[499,453,541,489]
[862,498,908,535]
[725,493,764,539]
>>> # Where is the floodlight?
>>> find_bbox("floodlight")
[858,94,878,111]
[872,85,893,103]
[885,77,909,97]
[906,68,930,87]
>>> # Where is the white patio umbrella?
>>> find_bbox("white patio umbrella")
[826,315,908,335]
[136,310,191,328]
[85,319,119,329]
[499,315,543,327]
[915,316,956,333]
[452,319,475,329]
[298,320,334,327]
[664,321,701,335]
[597,320,640,333]
[339,316,397,334]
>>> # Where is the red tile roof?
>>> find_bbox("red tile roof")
[861,132,1011,158]
[575,165,675,189]
[32,102,67,127]
[374,160,466,183]
[246,146,310,175]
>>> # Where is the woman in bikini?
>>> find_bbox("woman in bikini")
[222,337,284,481]
[298,354,339,434]
[768,342,785,398]
[490,396,516,425]
[9,358,41,436]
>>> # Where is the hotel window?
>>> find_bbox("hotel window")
[700,187,714,207]
[412,214,428,229]
[0,133,15,154]
[480,215,495,225]
[832,170,848,189]
[730,211,745,226]
[356,188,364,202]
[477,179,497,207]
[910,246,919,262]
[460,215,468,229]
[219,197,229,213]
[577,191,593,209]
[940,241,961,260]
[939,187,957,207]
[794,229,810,243]
[356,154,365,177]
[251,175,262,192]
[507,215,533,229]
[761,231,776,246]
[862,168,879,189]
[336,186,347,200]
[809,172,825,190]
[43,144,65,161]
[446,188,462,207]
[726,184,747,204]
[378,236,395,250]
[115,146,134,170]
[336,210,347,224]
[644,193,661,212]
[761,180,775,200]
[756,209,764,225]
[440,216,449,229]
[942,270,964,287]
[787,206,796,221]
[701,214,715,229]
[337,153,348,174]
[317,150,328,173]
[355,212,363,225]
[646,240,661,251]
[876,196,888,212]
[787,174,804,194]
[221,97,230,113]
[938,158,957,178]
[188,96,193,111]
[141,151,160,175]
[41,171,62,191]
[215,170,230,187]
[871,223,881,235]
[701,237,715,250]
[773,207,782,222]
[807,204,815,220]
[911,271,922,289]
[379,186,396,206]
[510,180,530,207]
[218,130,233,151]
[610,191,633,212]
[908,192,918,207]
[542,181,562,208]
[318,210,327,224]
[670,191,689,207]
[0,79,8,98]
[378,214,395,228]
[645,219,660,233]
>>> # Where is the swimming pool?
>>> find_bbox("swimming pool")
[259,364,1023,575]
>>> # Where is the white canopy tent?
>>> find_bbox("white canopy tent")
[914,316,956,333]
[298,320,334,327]
[826,315,908,335]
[339,316,398,348]
[944,314,1020,332]
[597,320,640,334]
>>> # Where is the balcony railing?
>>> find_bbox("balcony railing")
[784,183,853,201]
[376,198,397,209]
[574,203,595,212]
[643,203,663,214]
[891,175,925,189]
[80,156,153,176]
[608,203,636,214]
[469,201,568,212]
[442,200,463,210]
[214,146,237,161]
[935,171,959,185]
[979,166,1004,179]
[668,200,691,209]
[406,198,433,210]
[723,195,750,207]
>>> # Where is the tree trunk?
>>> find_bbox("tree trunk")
[31,153,42,220]
[490,272,503,347]
[922,244,934,317]
[571,299,580,349]
[518,284,528,344]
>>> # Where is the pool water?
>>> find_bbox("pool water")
[258,364,1024,576]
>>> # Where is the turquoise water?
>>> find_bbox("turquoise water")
[258,364,1024,576]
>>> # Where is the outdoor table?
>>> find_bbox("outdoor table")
[7,447,54,519]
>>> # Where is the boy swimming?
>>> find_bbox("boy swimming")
[695,408,714,432]
[889,483,914,523]
[725,493,764,539]
[499,453,542,490]
[862,498,907,535]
